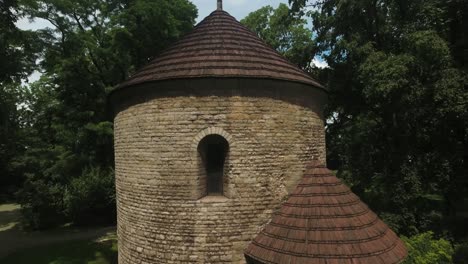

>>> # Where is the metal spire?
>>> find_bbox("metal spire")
[217,0,223,10]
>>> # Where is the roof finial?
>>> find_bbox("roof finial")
[217,0,223,10]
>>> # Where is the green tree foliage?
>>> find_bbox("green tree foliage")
[289,0,468,238]
[0,0,38,82]
[0,84,22,200]
[64,167,116,226]
[402,232,454,264]
[14,0,197,229]
[452,242,468,264]
[0,0,39,200]
[453,242,468,264]
[241,3,316,70]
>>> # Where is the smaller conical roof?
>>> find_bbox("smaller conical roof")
[245,161,407,264]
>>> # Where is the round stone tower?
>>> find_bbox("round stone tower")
[109,6,327,264]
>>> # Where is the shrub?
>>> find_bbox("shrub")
[17,177,66,229]
[64,167,116,226]
[453,243,468,264]
[402,231,454,264]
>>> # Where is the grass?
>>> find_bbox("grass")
[0,203,118,263]
[0,236,118,264]
[0,204,21,232]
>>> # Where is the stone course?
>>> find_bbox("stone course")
[112,78,327,263]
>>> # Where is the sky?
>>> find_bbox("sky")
[192,0,288,23]
[16,0,290,30]
[16,0,326,82]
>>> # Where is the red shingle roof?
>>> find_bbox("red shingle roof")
[117,10,324,90]
[244,161,407,264]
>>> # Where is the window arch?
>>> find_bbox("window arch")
[197,134,229,196]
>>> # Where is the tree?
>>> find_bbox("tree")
[402,231,454,264]
[0,0,39,200]
[289,0,468,238]
[0,0,38,83]
[0,84,22,200]
[241,3,316,70]
[15,0,197,229]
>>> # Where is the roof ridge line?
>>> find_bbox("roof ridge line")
[274,207,370,219]
[269,215,380,231]
[260,227,390,244]
[249,239,402,258]
[282,199,361,208]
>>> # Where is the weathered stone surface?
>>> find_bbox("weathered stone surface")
[112,78,327,263]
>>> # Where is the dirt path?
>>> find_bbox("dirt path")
[0,204,116,258]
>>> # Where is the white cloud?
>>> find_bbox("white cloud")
[312,57,329,69]
[20,70,41,86]
[28,71,42,83]
[16,17,52,31]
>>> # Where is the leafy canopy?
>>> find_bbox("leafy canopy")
[241,3,316,70]
[13,0,197,229]
[287,0,468,238]
[402,232,454,264]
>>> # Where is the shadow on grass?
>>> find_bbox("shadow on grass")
[0,223,117,258]
[0,204,20,231]
[0,239,118,264]
[0,203,117,261]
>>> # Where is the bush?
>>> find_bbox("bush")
[16,164,116,230]
[17,177,66,230]
[64,167,116,226]
[402,231,454,264]
[453,243,468,264]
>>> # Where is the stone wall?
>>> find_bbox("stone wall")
[112,78,327,263]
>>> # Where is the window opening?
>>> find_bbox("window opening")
[198,134,229,195]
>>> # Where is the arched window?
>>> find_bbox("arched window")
[198,134,229,196]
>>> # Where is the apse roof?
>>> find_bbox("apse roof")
[244,161,407,264]
[116,9,324,90]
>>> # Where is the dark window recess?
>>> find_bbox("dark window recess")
[198,135,229,195]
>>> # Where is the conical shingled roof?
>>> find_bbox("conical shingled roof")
[244,161,407,264]
[117,10,324,90]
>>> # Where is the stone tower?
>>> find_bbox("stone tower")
[110,5,327,264]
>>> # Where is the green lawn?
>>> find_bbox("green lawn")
[0,204,20,232]
[0,203,118,264]
[0,237,117,264]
